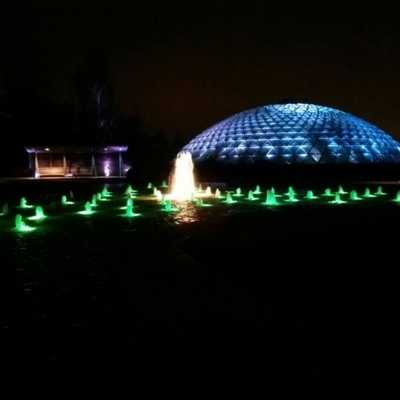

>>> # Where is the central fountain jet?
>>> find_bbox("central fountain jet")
[169,152,196,201]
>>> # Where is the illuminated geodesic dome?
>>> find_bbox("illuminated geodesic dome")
[181,103,400,164]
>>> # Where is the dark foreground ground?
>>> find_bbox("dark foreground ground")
[1,181,399,399]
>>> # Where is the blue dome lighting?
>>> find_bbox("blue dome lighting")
[181,103,400,165]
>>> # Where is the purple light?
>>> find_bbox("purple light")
[104,162,111,176]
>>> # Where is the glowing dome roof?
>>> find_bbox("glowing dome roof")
[181,103,400,164]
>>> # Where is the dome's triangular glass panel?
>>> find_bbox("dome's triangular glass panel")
[180,103,400,164]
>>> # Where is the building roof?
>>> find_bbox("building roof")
[25,145,128,154]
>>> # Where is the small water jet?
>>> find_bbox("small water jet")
[147,182,153,189]
[15,214,34,231]
[97,192,108,201]
[233,187,244,197]
[29,205,46,220]
[215,188,223,198]
[338,186,348,194]
[254,185,261,195]
[125,204,134,217]
[223,192,236,204]
[91,194,97,206]
[394,190,400,202]
[162,200,179,212]
[126,198,133,208]
[78,202,94,215]
[263,190,278,206]
[362,188,375,198]
[123,204,141,217]
[305,190,318,199]
[49,201,56,210]
[160,180,168,188]
[101,186,109,197]
[329,193,346,204]
[156,190,162,201]
[61,195,74,205]
[271,186,282,197]
[205,186,212,196]
[285,192,298,202]
[350,190,361,201]
[196,198,212,207]
[2,203,9,215]
[246,190,256,201]
[19,197,32,208]
[322,188,333,196]
[375,186,386,195]
[286,186,295,196]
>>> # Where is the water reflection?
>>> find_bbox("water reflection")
[170,201,199,224]
[0,184,289,333]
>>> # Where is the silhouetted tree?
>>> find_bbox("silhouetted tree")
[74,45,115,145]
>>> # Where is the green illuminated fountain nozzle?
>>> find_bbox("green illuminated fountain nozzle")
[15,214,34,231]
[78,202,95,215]
[28,206,46,220]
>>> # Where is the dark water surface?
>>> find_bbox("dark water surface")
[1,181,399,398]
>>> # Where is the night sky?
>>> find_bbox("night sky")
[1,0,400,143]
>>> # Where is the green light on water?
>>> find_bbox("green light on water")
[121,205,141,217]
[305,190,318,199]
[322,188,334,196]
[350,190,362,201]
[61,195,74,205]
[285,186,295,196]
[78,202,95,214]
[254,185,262,195]
[246,190,258,201]
[233,188,244,197]
[215,189,224,199]
[17,224,35,232]
[223,193,237,204]
[196,198,212,207]
[285,192,299,202]
[393,190,400,202]
[2,203,9,215]
[375,186,386,195]
[28,205,46,220]
[28,215,46,220]
[162,200,180,212]
[329,193,346,204]
[15,214,35,231]
[262,190,278,206]
[362,188,376,198]
[121,212,141,217]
